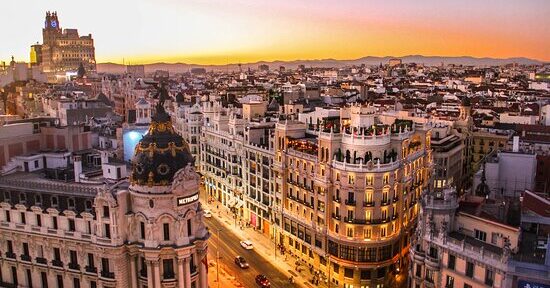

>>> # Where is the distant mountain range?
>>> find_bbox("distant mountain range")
[97,55,546,74]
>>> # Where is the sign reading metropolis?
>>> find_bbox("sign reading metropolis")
[518,280,550,288]
[177,194,199,206]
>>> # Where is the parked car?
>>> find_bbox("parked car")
[255,274,270,287]
[234,256,249,269]
[240,240,254,250]
[203,210,212,218]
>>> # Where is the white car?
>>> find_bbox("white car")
[240,240,254,250]
[203,210,212,218]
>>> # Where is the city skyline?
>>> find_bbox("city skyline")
[1,0,549,65]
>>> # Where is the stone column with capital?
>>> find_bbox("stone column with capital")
[129,255,138,288]
[199,252,208,288]
[184,258,192,287]
[146,261,154,288]
[153,261,162,288]
[177,258,185,288]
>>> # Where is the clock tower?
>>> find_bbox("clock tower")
[43,11,61,45]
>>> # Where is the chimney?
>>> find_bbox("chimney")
[512,136,519,153]
[73,155,82,183]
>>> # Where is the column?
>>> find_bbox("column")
[199,253,207,288]
[184,258,191,287]
[146,261,154,288]
[177,259,185,288]
[153,261,161,288]
[129,256,138,288]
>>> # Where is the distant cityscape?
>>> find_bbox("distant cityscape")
[0,8,549,288]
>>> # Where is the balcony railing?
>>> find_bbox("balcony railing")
[5,252,16,259]
[363,201,374,207]
[52,259,64,267]
[36,257,47,265]
[331,213,341,220]
[101,271,115,279]
[20,254,31,262]
[69,263,81,270]
[84,265,97,273]
[345,199,356,206]
[333,197,341,203]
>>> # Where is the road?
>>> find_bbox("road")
[205,215,296,288]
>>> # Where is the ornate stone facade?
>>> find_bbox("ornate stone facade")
[0,94,209,288]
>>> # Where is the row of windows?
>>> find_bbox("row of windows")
[2,191,95,211]
[5,267,96,288]
[327,240,401,262]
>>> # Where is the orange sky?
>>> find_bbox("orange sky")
[1,0,549,64]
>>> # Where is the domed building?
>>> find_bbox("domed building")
[126,100,210,288]
[0,91,209,288]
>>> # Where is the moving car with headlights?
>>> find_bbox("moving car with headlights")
[255,274,270,287]
[240,240,253,249]
[234,256,249,269]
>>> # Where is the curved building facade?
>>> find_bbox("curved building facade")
[274,105,432,287]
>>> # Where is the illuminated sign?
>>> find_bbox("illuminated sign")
[177,194,199,206]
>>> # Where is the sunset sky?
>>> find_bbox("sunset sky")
[1,0,549,65]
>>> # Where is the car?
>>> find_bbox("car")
[203,210,212,218]
[255,274,270,287]
[240,240,254,250]
[234,256,249,269]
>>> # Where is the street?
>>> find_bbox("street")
[205,215,297,288]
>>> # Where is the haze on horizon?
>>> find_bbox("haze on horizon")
[1,0,549,65]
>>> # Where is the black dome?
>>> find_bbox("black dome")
[131,105,194,186]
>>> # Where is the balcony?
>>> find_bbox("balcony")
[85,266,97,274]
[344,217,368,224]
[333,197,341,203]
[69,262,81,270]
[345,199,356,206]
[36,257,47,265]
[101,271,115,279]
[392,197,399,203]
[381,199,391,206]
[363,201,374,207]
[331,213,341,220]
[20,254,31,262]
[425,255,440,269]
[52,259,64,268]
[5,252,16,259]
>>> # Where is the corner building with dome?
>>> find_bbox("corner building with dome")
[0,101,209,288]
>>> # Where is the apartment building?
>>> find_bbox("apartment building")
[274,105,433,287]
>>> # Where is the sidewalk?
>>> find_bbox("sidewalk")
[203,199,326,288]
[208,261,244,288]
